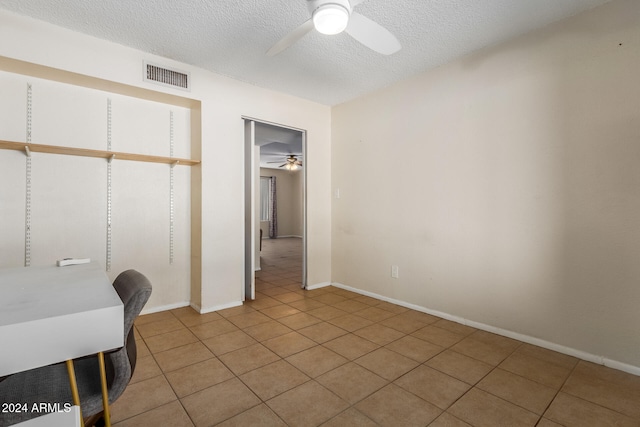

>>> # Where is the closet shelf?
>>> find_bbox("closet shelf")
[0,140,200,166]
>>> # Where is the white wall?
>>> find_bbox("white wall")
[332,0,640,370]
[260,168,304,238]
[0,72,192,310]
[0,9,331,313]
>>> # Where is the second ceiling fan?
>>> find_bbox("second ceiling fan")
[267,0,401,56]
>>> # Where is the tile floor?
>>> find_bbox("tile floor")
[112,238,640,426]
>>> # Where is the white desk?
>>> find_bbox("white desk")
[0,261,124,426]
[0,262,123,376]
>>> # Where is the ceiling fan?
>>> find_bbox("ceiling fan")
[266,0,401,56]
[268,155,303,170]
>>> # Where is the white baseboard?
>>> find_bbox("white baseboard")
[331,282,640,377]
[194,300,243,314]
[140,301,190,316]
[306,281,331,290]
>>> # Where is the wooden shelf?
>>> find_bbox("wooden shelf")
[0,140,200,166]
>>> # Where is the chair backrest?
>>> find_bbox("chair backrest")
[105,269,152,402]
[112,269,153,339]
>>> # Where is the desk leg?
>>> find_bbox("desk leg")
[65,360,84,427]
[98,352,111,427]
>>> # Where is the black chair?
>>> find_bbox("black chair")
[0,270,152,427]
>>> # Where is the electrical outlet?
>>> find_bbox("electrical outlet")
[391,265,399,279]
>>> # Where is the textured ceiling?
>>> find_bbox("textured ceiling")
[0,0,611,105]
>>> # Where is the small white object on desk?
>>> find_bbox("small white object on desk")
[57,258,91,267]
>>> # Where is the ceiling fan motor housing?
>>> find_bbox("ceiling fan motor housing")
[308,0,352,35]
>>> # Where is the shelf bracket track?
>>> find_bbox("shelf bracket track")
[24,83,33,267]
[106,98,113,272]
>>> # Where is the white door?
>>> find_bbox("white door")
[243,119,256,300]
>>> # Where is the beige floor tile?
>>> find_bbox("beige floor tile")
[535,418,564,427]
[450,336,518,366]
[181,378,261,427]
[515,343,579,370]
[379,313,430,334]
[201,330,257,356]
[321,408,379,426]
[218,343,280,375]
[135,310,177,326]
[411,325,466,348]
[171,307,222,327]
[239,360,310,400]
[431,319,477,336]
[352,294,383,306]
[448,388,539,427]
[298,321,348,343]
[429,412,472,427]
[188,318,238,340]
[306,305,349,320]
[116,239,640,427]
[245,296,282,310]
[311,292,349,305]
[165,357,235,398]
[143,328,199,353]
[544,392,638,427]
[259,304,301,319]
[277,312,323,329]
[227,311,272,329]
[110,375,177,423]
[262,331,317,358]
[216,304,256,318]
[561,361,640,419]
[287,298,327,312]
[385,335,444,362]
[136,317,185,338]
[134,335,150,358]
[353,323,405,346]
[243,320,293,341]
[327,313,374,332]
[354,306,397,322]
[332,299,371,313]
[323,333,380,360]
[499,351,573,389]
[153,342,214,373]
[355,383,441,426]
[395,365,470,409]
[426,349,495,385]
[476,368,556,415]
[266,381,349,427]
[112,400,193,427]
[216,404,287,427]
[272,291,306,303]
[286,345,348,377]
[129,354,162,384]
[260,286,292,296]
[355,347,419,381]
[317,362,388,404]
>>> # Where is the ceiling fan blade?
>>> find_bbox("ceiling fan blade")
[266,19,315,56]
[345,12,401,55]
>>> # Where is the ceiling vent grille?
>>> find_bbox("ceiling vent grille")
[143,61,190,91]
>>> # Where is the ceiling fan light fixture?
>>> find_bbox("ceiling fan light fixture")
[313,4,349,35]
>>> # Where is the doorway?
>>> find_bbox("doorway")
[243,117,306,301]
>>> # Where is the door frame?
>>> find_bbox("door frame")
[242,116,307,301]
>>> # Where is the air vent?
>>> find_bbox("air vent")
[143,61,190,91]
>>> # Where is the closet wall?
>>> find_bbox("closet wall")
[0,71,192,309]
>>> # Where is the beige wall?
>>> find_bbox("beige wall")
[332,0,640,370]
[260,168,304,238]
[0,9,332,313]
